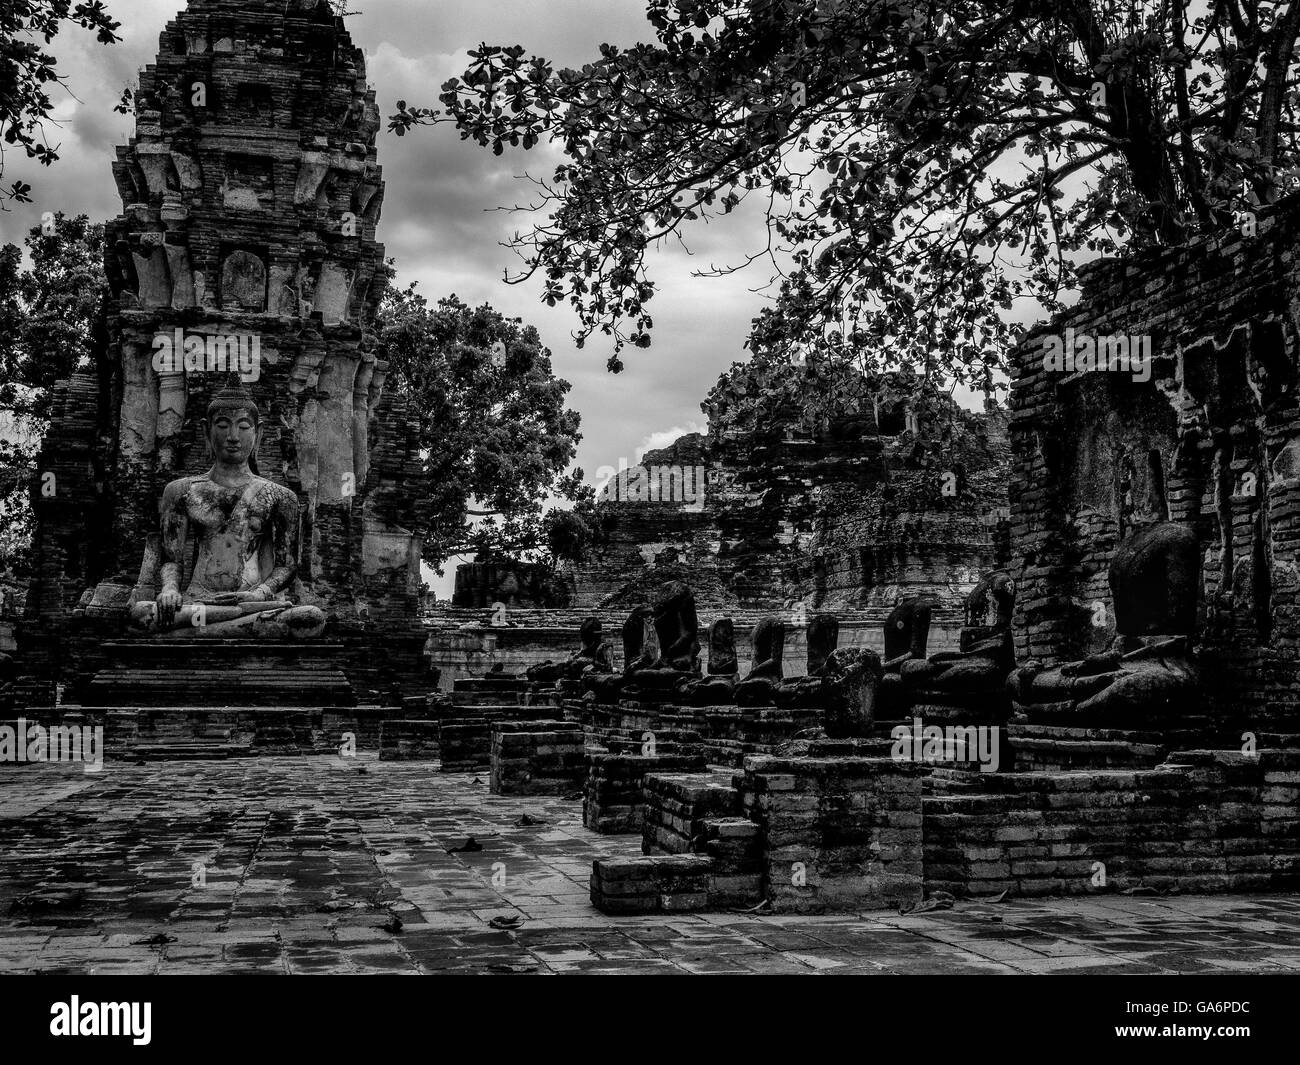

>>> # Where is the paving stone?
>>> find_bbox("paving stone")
[0,755,1296,973]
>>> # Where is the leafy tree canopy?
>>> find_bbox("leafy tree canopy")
[392,0,1300,388]
[0,1,121,207]
[374,284,588,570]
[703,339,997,471]
[0,212,104,572]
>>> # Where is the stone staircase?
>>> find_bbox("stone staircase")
[83,641,356,707]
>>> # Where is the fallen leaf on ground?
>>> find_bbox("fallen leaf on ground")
[489,915,524,930]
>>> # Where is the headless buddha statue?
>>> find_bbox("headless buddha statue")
[618,581,702,696]
[683,617,739,705]
[733,617,786,707]
[1007,521,1200,722]
[899,573,1015,698]
[129,389,325,639]
[585,606,654,703]
[773,614,839,708]
[526,617,613,682]
[879,597,934,715]
[766,615,882,733]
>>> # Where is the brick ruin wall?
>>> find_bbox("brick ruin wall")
[1009,193,1300,730]
[563,410,1011,618]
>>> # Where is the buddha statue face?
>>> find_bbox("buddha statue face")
[206,392,261,471]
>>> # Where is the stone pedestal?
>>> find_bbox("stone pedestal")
[641,771,743,855]
[489,721,585,795]
[582,752,706,834]
[739,756,924,913]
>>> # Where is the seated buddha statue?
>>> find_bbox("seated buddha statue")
[878,597,934,716]
[766,616,881,733]
[619,581,702,696]
[526,616,613,682]
[773,613,839,708]
[733,617,786,707]
[584,605,655,703]
[898,573,1016,711]
[1007,521,1201,724]
[683,617,739,705]
[128,389,325,639]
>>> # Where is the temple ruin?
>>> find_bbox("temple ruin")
[3,0,1298,926]
[16,0,433,713]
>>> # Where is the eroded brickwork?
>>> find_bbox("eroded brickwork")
[1009,194,1300,728]
[18,0,432,697]
[565,403,1010,615]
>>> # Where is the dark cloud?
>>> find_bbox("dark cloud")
[0,1,793,595]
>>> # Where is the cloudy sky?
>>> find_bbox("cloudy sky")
[1,1,1042,595]
[0,1,781,592]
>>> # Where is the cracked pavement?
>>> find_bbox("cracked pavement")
[2,756,1299,975]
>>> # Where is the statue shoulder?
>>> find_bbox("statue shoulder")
[161,475,202,507]
[255,477,301,515]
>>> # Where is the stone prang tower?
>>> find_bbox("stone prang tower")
[21,0,432,701]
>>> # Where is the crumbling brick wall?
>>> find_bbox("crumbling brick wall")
[1009,195,1300,727]
[566,404,1010,615]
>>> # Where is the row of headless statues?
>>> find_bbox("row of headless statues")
[521,521,1202,729]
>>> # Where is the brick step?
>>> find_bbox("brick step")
[85,667,356,707]
[449,692,559,708]
[130,742,251,760]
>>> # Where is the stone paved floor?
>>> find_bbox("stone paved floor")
[2,756,1300,975]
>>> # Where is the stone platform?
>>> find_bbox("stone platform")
[2,757,1297,974]
[82,641,357,707]
[2,705,402,760]
[1004,720,1237,772]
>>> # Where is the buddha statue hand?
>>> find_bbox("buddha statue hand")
[208,585,274,606]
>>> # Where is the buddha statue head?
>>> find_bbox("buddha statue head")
[205,388,262,474]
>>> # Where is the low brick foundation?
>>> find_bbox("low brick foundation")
[740,756,924,913]
[439,707,567,772]
[0,706,402,761]
[582,752,706,833]
[589,854,714,914]
[379,720,441,761]
[923,749,1300,897]
[641,771,743,854]
[489,721,586,795]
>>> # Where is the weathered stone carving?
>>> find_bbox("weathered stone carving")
[650,580,701,671]
[683,617,738,704]
[616,582,702,696]
[1008,522,1200,723]
[880,597,933,716]
[899,573,1016,714]
[818,647,883,738]
[734,616,785,706]
[525,617,612,682]
[772,614,838,708]
[220,250,267,311]
[128,389,325,639]
[583,605,654,703]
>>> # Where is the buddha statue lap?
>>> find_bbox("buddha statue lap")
[526,616,613,683]
[683,618,739,705]
[1007,521,1201,725]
